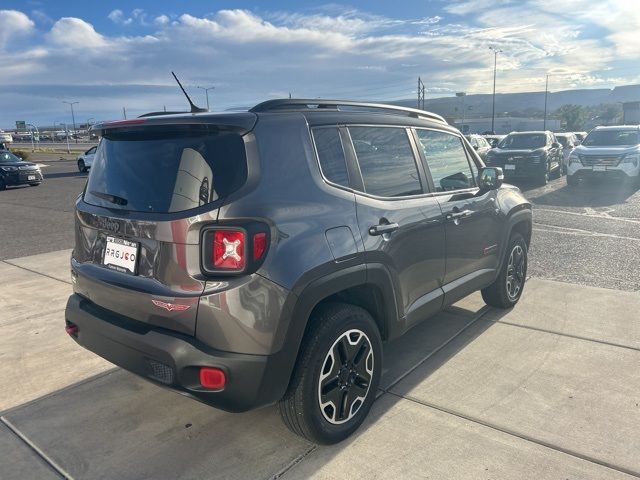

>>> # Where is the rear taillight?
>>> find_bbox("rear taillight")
[213,230,245,270]
[202,225,269,275]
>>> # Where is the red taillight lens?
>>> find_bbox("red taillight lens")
[213,230,245,270]
[199,367,226,389]
[253,232,267,261]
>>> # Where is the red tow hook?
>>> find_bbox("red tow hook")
[65,323,79,336]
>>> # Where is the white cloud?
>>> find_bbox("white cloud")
[0,10,35,49]
[48,17,108,49]
[108,8,148,26]
[154,15,170,26]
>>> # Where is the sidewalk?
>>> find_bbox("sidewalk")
[1,250,639,479]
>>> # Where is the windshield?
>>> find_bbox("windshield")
[84,125,248,213]
[0,151,21,163]
[498,134,546,150]
[582,129,639,147]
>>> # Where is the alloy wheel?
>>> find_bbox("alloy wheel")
[506,244,525,301]
[318,329,374,425]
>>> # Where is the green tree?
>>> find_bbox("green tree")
[555,104,587,130]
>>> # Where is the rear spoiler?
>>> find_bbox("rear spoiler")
[91,112,258,136]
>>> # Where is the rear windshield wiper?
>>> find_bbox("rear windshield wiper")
[89,190,128,206]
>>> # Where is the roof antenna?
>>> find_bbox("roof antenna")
[172,71,207,113]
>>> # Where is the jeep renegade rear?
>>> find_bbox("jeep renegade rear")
[65,100,532,444]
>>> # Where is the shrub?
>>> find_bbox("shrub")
[11,149,30,160]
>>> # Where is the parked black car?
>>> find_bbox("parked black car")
[0,150,43,190]
[64,100,532,444]
[485,131,563,184]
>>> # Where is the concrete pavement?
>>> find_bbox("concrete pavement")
[1,249,639,479]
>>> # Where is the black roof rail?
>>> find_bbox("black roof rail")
[249,99,447,124]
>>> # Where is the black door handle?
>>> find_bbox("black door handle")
[369,223,399,236]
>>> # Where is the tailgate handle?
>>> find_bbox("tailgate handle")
[369,223,399,236]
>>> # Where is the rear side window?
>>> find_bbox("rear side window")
[84,125,247,213]
[349,126,422,197]
[312,127,349,187]
[416,129,476,192]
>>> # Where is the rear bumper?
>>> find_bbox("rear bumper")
[64,293,290,412]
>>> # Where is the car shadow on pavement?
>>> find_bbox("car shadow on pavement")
[1,300,506,479]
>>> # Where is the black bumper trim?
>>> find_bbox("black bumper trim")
[65,294,288,412]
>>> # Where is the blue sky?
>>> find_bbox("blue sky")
[1,0,639,128]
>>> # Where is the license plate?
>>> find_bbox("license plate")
[593,165,606,172]
[27,175,36,180]
[504,164,516,170]
[103,236,139,275]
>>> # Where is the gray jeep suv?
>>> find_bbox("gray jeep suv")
[65,100,532,444]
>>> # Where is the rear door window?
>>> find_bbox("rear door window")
[84,125,247,213]
[349,126,423,197]
[416,129,476,192]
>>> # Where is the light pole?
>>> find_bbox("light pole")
[27,124,39,152]
[63,101,79,143]
[489,46,502,134]
[197,85,215,111]
[543,74,549,131]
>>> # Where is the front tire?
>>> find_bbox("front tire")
[279,303,382,444]
[482,232,528,308]
[0,178,5,191]
[78,159,86,173]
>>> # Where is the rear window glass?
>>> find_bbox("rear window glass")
[84,125,247,213]
[312,127,349,187]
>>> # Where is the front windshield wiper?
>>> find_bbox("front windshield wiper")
[89,190,128,206]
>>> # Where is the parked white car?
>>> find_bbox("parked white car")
[555,132,579,173]
[0,130,13,144]
[77,146,97,172]
[567,126,640,186]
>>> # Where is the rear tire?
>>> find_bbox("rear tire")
[481,232,528,309]
[278,303,382,444]
[78,160,86,173]
[551,162,562,179]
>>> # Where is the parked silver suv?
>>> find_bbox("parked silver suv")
[567,125,640,186]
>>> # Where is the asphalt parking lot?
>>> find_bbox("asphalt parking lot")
[1,154,639,479]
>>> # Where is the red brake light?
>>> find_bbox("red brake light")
[213,230,245,270]
[199,367,226,389]
[253,232,267,260]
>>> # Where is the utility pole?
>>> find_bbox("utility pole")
[63,101,79,143]
[197,85,215,111]
[543,74,549,131]
[417,77,426,110]
[123,107,127,119]
[489,46,502,134]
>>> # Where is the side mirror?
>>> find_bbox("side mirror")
[478,167,503,191]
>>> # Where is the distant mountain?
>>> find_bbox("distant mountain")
[382,84,640,119]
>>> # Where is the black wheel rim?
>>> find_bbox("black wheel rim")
[506,244,525,301]
[318,329,374,425]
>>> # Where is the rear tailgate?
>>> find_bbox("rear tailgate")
[72,117,255,335]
